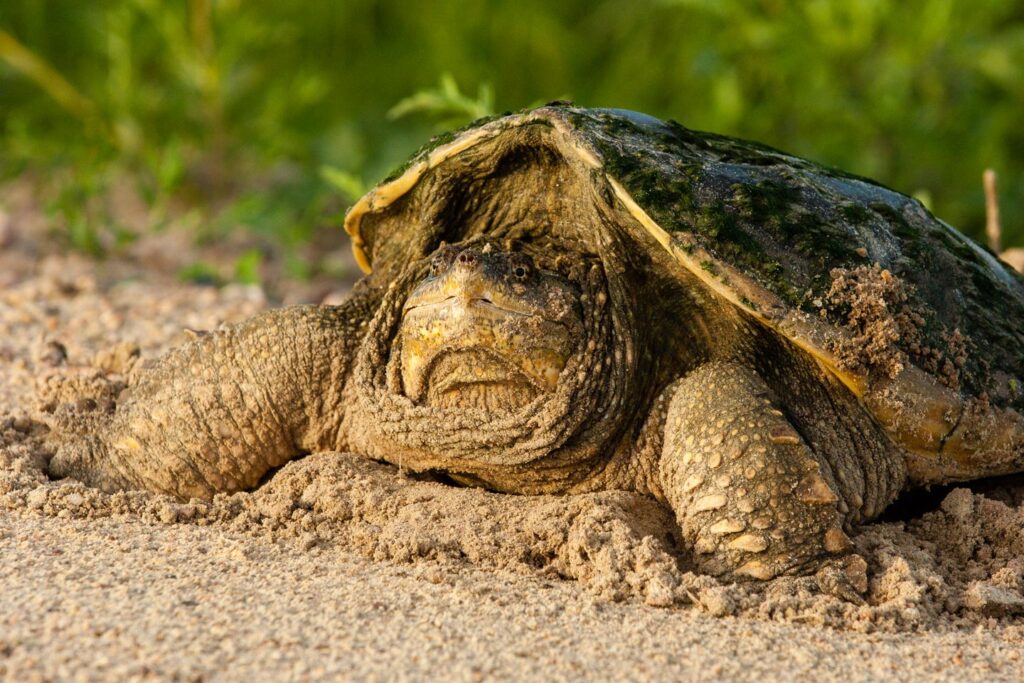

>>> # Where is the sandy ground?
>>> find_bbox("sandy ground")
[1,198,1023,681]
[2,514,1022,682]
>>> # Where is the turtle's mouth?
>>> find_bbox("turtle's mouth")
[421,350,541,411]
[403,294,540,319]
[398,309,571,408]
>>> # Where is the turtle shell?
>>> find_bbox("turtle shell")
[344,105,1024,483]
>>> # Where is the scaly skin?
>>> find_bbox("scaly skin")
[48,285,380,499]
[659,363,905,579]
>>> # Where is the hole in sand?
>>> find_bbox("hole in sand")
[878,472,1024,522]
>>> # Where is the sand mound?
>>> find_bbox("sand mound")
[4,414,1024,633]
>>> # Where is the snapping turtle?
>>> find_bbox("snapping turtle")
[49,105,1024,581]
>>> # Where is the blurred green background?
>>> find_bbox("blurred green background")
[1,0,1022,281]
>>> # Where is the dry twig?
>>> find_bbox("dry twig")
[984,168,1001,253]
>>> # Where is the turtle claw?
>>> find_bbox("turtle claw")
[815,554,869,604]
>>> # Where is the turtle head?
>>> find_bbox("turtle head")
[398,244,582,410]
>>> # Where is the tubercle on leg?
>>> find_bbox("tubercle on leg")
[657,362,859,580]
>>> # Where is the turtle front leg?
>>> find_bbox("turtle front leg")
[48,285,379,500]
[659,362,856,580]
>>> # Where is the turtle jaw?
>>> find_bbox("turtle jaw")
[398,303,573,410]
[397,245,581,410]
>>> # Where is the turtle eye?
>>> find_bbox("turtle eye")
[430,250,455,276]
[510,260,532,281]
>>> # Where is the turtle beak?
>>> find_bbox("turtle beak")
[404,247,533,317]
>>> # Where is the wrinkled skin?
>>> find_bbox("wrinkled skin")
[48,240,903,584]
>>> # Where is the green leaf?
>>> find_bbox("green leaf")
[387,73,495,129]
[178,261,222,285]
[319,165,366,203]
[233,248,264,285]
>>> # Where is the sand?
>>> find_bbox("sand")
[1,198,1023,680]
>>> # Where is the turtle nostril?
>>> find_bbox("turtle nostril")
[458,252,476,265]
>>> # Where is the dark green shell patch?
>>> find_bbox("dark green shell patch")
[561,108,1024,410]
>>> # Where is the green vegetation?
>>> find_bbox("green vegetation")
[1,0,1022,274]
